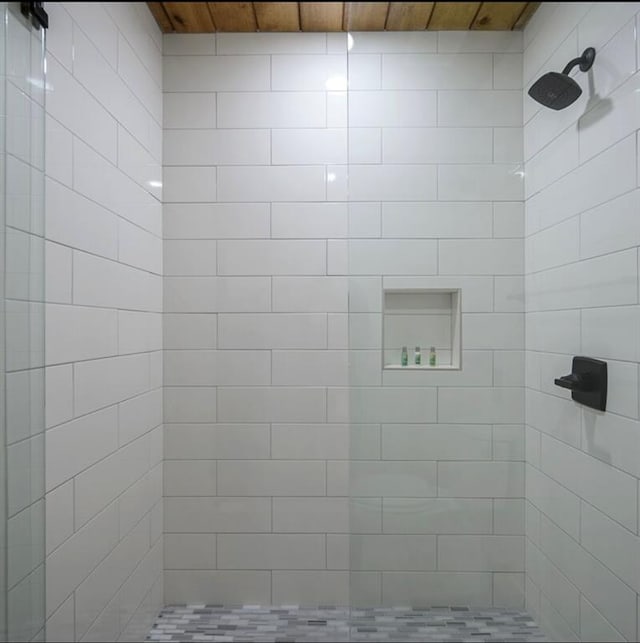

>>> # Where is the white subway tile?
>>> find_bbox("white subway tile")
[528,135,636,233]
[45,481,73,555]
[164,460,216,497]
[438,31,522,53]
[46,57,118,163]
[271,202,347,239]
[384,128,492,164]
[164,387,217,423]
[438,462,524,498]
[164,203,270,240]
[382,498,492,535]
[352,32,437,54]
[218,534,325,569]
[526,465,580,540]
[464,313,524,350]
[382,202,492,238]
[44,242,71,305]
[74,354,149,416]
[272,352,347,387]
[580,189,640,259]
[218,240,326,276]
[272,54,346,91]
[526,389,580,447]
[46,504,119,616]
[163,314,217,350]
[164,92,216,129]
[494,498,524,535]
[165,350,271,387]
[349,462,437,497]
[348,54,381,90]
[349,239,437,275]
[118,311,162,354]
[164,55,270,91]
[45,305,117,365]
[218,388,327,423]
[438,91,522,127]
[581,596,626,642]
[46,179,118,260]
[164,129,271,166]
[382,425,492,461]
[272,129,347,165]
[541,435,638,531]
[118,390,162,447]
[218,313,327,349]
[163,33,216,55]
[164,534,216,570]
[382,53,493,90]
[164,277,271,313]
[351,535,436,571]
[582,409,640,478]
[381,572,492,607]
[527,249,638,312]
[526,128,579,199]
[45,365,73,429]
[439,165,524,201]
[273,498,348,533]
[164,497,271,533]
[336,387,437,424]
[272,571,348,606]
[216,32,326,55]
[218,166,325,202]
[163,240,217,277]
[525,311,581,354]
[45,407,118,491]
[275,423,370,461]
[438,535,524,571]
[164,424,269,460]
[540,515,637,640]
[164,570,271,605]
[217,460,325,496]
[218,92,326,128]
[272,277,347,312]
[163,166,216,203]
[348,91,437,127]
[45,116,72,187]
[581,501,640,593]
[73,436,149,529]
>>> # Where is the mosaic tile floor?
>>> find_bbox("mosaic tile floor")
[148,605,547,642]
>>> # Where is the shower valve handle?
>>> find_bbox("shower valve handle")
[554,373,590,392]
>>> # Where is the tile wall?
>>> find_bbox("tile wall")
[163,29,525,607]
[43,3,163,640]
[523,3,640,641]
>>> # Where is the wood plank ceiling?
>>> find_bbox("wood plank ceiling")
[149,2,540,33]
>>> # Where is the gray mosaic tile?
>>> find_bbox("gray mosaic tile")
[148,605,546,642]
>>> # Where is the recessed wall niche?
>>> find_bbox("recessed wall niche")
[383,288,461,370]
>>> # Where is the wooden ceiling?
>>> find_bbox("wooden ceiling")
[149,2,541,33]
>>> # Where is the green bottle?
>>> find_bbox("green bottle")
[414,346,421,365]
[429,346,436,367]
[401,346,408,367]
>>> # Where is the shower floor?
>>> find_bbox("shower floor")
[147,604,547,642]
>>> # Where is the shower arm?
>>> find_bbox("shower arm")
[561,47,596,75]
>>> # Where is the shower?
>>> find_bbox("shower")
[528,46,596,110]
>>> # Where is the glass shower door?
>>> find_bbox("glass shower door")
[1,2,46,640]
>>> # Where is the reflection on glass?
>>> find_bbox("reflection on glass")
[1,3,46,641]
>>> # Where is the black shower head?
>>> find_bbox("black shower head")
[528,47,596,111]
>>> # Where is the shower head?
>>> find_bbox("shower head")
[528,47,596,110]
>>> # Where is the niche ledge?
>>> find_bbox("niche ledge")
[382,287,461,371]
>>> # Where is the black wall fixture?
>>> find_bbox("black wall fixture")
[528,47,596,110]
[20,1,48,29]
[555,356,607,412]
